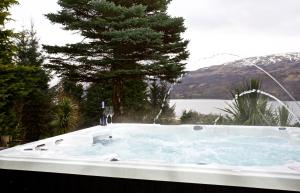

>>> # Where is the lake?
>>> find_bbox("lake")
[170,99,300,122]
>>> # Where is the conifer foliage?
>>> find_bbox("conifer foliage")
[15,26,52,141]
[44,0,189,120]
[0,0,18,64]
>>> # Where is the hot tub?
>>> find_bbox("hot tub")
[1,124,300,192]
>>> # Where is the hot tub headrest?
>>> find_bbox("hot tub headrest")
[193,126,204,131]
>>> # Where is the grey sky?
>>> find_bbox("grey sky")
[8,0,300,70]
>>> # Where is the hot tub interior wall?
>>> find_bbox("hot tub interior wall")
[0,169,295,193]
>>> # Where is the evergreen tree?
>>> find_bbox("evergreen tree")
[14,26,52,141]
[0,65,41,138]
[0,2,52,143]
[149,81,165,109]
[44,0,189,120]
[122,80,149,122]
[61,78,84,103]
[82,81,112,127]
[111,0,170,12]
[149,81,175,123]
[0,0,18,64]
[0,0,38,140]
[15,24,44,66]
[82,80,150,125]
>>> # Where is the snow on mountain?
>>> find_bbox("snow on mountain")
[225,52,300,67]
[171,53,300,100]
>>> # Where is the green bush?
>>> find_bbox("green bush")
[180,110,219,125]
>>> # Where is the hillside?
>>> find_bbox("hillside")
[171,53,300,100]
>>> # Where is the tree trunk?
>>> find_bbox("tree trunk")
[112,78,123,122]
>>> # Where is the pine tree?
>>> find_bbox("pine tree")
[61,78,84,103]
[149,81,175,123]
[44,0,189,120]
[82,80,149,125]
[0,65,41,138]
[122,80,149,122]
[0,0,34,139]
[82,81,112,127]
[15,25,44,66]
[0,0,18,64]
[14,26,52,141]
[0,2,52,143]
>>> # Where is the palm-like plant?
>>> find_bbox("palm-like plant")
[277,106,291,126]
[53,96,79,134]
[222,79,276,126]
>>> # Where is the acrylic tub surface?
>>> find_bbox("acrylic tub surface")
[1,124,300,192]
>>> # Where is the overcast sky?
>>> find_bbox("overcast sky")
[8,0,300,70]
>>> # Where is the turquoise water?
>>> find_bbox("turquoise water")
[66,130,300,166]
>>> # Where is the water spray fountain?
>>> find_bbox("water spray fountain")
[153,75,183,124]
[203,53,300,123]
[236,89,300,125]
[219,53,300,111]
[154,53,300,124]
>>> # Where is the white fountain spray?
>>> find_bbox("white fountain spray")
[213,116,221,125]
[155,53,300,124]
[201,53,300,111]
[153,75,183,124]
[236,89,300,124]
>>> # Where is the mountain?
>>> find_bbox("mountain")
[171,53,300,100]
